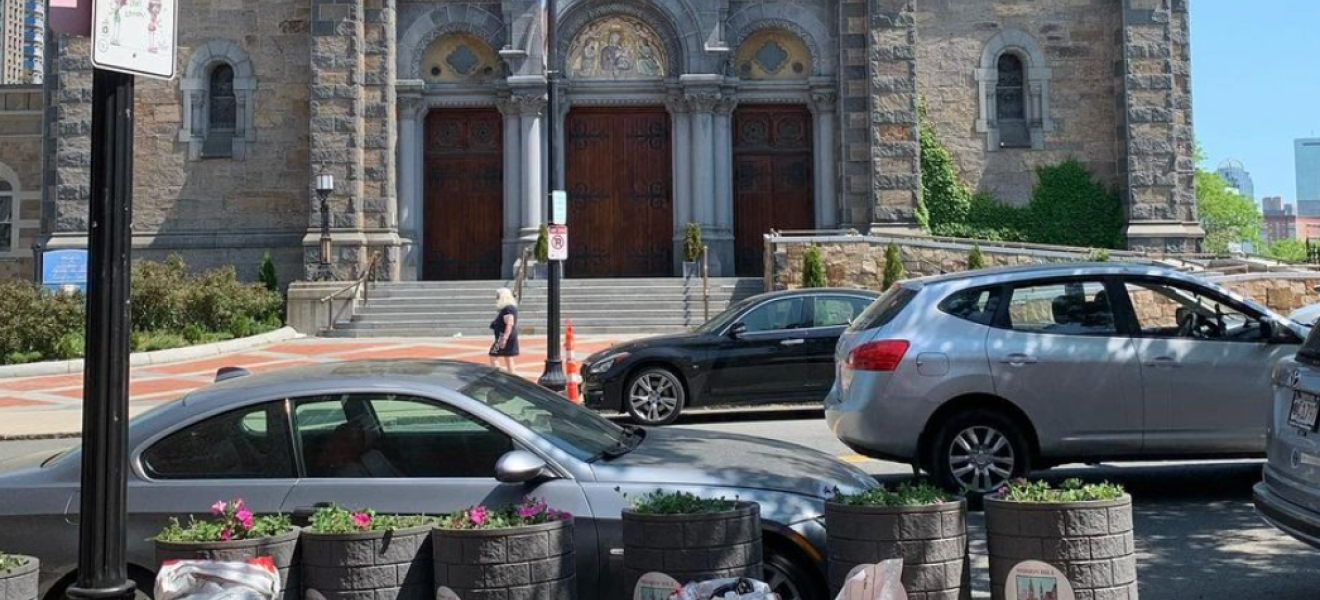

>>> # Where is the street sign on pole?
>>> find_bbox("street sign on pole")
[90,0,178,80]
[548,224,568,261]
[551,190,568,225]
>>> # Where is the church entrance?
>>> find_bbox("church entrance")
[733,105,815,277]
[423,108,503,281]
[564,107,673,278]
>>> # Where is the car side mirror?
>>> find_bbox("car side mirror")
[728,322,747,338]
[1263,319,1300,345]
[494,450,549,484]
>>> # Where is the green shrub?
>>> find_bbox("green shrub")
[917,102,973,233]
[882,243,906,290]
[132,331,188,353]
[53,332,84,360]
[993,478,1125,503]
[1268,238,1309,263]
[180,266,282,333]
[1087,248,1112,262]
[802,246,826,288]
[131,254,189,332]
[0,281,84,364]
[1025,161,1125,249]
[831,482,951,507]
[258,252,279,292]
[683,223,703,263]
[534,224,550,262]
[627,490,737,515]
[967,245,987,270]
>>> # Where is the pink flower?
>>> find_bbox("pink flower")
[517,500,546,519]
[211,500,227,515]
[469,506,489,527]
[219,528,233,541]
[236,509,254,530]
[555,510,572,521]
[351,512,372,531]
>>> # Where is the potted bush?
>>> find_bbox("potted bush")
[301,506,434,600]
[433,498,575,600]
[825,483,968,599]
[0,551,38,600]
[802,245,827,288]
[985,479,1135,600]
[622,490,761,596]
[682,223,703,278]
[967,245,987,270]
[882,243,906,290]
[532,225,551,280]
[153,499,298,600]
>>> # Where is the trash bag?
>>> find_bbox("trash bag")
[835,559,907,600]
[669,577,778,600]
[154,556,280,600]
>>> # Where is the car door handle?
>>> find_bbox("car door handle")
[999,353,1038,365]
[1145,356,1182,368]
[780,339,805,346]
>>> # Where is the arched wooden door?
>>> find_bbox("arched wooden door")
[564,107,673,277]
[733,105,814,276]
[423,109,503,281]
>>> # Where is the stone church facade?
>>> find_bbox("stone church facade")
[30,0,1199,284]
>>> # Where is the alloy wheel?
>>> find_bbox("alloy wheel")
[763,562,804,600]
[628,371,681,424]
[947,425,1016,493]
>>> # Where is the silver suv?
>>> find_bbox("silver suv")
[1254,329,1320,549]
[826,263,1307,494]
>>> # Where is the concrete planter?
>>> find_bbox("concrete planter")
[0,556,38,600]
[622,501,762,595]
[155,528,300,600]
[300,526,432,600]
[432,519,575,600]
[984,495,1137,600]
[825,500,969,600]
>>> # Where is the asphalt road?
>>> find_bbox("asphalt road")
[2,412,1315,600]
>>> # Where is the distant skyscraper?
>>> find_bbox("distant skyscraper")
[21,0,42,84]
[0,0,39,84]
[1217,159,1255,200]
[1299,139,1320,217]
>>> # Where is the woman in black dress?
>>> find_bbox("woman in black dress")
[489,288,520,373]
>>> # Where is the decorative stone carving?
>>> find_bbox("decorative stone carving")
[664,92,690,115]
[714,96,739,116]
[685,92,721,114]
[809,91,837,114]
[734,29,811,80]
[511,93,547,117]
[422,32,502,83]
[567,16,667,80]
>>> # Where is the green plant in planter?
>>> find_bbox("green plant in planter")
[967,245,987,270]
[882,243,906,290]
[802,246,827,288]
[153,498,294,542]
[0,551,27,571]
[683,223,703,263]
[438,497,572,530]
[535,224,550,263]
[308,505,433,534]
[627,489,737,515]
[993,478,1125,502]
[831,482,951,507]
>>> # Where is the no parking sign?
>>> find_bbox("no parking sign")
[548,224,568,261]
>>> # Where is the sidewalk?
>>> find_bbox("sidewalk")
[0,335,631,439]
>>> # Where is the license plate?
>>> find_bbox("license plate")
[1290,392,1320,431]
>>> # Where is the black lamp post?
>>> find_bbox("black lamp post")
[315,170,335,281]
[537,0,567,392]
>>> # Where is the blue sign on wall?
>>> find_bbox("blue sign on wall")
[41,249,89,293]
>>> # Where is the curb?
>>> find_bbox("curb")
[0,327,304,379]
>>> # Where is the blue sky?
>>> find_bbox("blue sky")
[1192,1,1320,204]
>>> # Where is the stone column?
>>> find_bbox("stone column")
[497,95,524,278]
[666,93,692,272]
[867,0,922,235]
[516,91,546,241]
[397,95,423,280]
[1121,0,1203,252]
[712,96,737,276]
[689,92,718,231]
[811,90,838,229]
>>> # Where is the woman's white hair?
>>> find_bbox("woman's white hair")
[495,287,517,309]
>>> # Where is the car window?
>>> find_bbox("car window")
[813,296,871,328]
[1125,280,1266,343]
[740,297,806,333]
[939,287,1003,326]
[849,286,917,332]
[294,395,512,478]
[462,373,628,462]
[1005,280,1116,336]
[142,402,295,480]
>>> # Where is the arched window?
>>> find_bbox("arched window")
[182,40,256,160]
[208,64,237,132]
[0,179,12,252]
[995,54,1029,148]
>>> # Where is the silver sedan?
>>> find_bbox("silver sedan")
[0,361,875,600]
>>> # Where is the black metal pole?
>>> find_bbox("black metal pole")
[538,0,566,392]
[66,68,136,600]
[319,192,332,280]
[31,241,42,284]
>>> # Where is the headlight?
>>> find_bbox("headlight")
[589,352,630,374]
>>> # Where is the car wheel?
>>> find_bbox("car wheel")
[624,367,686,426]
[764,546,826,600]
[929,409,1031,497]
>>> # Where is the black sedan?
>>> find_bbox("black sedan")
[581,288,878,425]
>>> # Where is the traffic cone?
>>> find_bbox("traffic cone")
[565,321,582,403]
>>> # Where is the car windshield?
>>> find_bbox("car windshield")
[460,372,630,462]
[694,296,759,333]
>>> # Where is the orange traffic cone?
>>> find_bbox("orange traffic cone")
[565,321,582,403]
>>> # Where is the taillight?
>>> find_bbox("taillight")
[847,340,910,372]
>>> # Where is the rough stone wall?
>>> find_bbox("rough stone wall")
[0,86,43,281]
[914,0,1122,205]
[838,0,872,229]
[47,0,313,284]
[867,0,922,231]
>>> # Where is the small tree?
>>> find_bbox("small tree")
[802,246,826,288]
[683,223,703,263]
[882,243,906,290]
[258,252,279,292]
[967,245,987,270]
[534,224,550,263]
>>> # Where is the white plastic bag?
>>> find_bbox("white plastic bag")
[155,556,280,600]
[834,559,907,600]
[669,577,778,600]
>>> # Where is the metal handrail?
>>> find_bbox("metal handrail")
[513,246,534,302]
[319,251,382,331]
[701,244,710,322]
